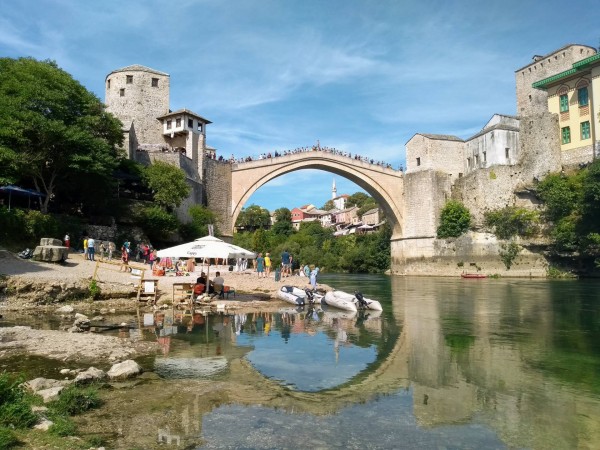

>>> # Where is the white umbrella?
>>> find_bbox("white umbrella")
[157,236,256,282]
[157,236,256,259]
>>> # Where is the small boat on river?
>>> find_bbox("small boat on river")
[277,286,323,306]
[323,290,383,312]
[461,273,487,279]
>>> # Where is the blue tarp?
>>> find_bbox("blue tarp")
[0,185,45,210]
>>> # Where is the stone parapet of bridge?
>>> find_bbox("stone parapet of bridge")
[230,152,404,239]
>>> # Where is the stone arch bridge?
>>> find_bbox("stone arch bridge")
[226,152,405,239]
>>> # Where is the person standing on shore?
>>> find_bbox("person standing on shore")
[108,242,115,260]
[64,233,70,249]
[281,249,290,278]
[120,245,129,272]
[256,253,265,278]
[265,253,272,278]
[149,249,157,270]
[87,237,96,262]
[83,237,88,260]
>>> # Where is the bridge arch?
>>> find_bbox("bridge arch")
[230,153,404,239]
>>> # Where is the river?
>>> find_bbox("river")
[3,274,600,449]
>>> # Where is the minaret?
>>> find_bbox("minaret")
[332,178,337,199]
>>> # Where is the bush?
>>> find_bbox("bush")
[499,241,521,269]
[0,372,37,429]
[0,426,19,449]
[437,201,471,238]
[137,206,179,242]
[48,416,77,437]
[484,207,539,240]
[49,385,102,416]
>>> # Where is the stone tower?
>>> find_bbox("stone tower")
[105,65,170,155]
[515,44,596,116]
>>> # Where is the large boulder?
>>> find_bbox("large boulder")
[74,367,106,384]
[32,245,68,262]
[37,386,64,403]
[40,238,63,246]
[25,377,65,393]
[107,360,142,380]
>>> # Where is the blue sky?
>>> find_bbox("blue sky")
[1,0,599,211]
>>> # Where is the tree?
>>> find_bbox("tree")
[143,161,190,211]
[180,205,219,240]
[484,207,539,240]
[235,204,271,231]
[346,192,371,209]
[437,201,471,238]
[322,199,335,210]
[0,58,123,213]
[272,207,293,236]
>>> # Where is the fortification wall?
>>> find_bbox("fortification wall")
[204,160,233,236]
[392,232,548,277]
[105,68,170,145]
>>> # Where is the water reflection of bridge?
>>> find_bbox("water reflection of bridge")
[205,278,600,449]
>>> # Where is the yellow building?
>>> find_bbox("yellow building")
[533,53,600,166]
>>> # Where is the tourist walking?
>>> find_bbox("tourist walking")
[83,237,88,260]
[64,233,70,249]
[256,253,265,278]
[281,249,290,278]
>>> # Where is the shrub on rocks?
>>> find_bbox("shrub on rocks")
[0,372,37,429]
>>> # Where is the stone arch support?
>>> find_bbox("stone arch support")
[230,153,404,239]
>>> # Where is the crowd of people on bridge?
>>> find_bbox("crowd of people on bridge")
[207,143,402,171]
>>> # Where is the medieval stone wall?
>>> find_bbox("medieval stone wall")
[105,67,170,145]
[406,135,465,181]
[515,44,596,116]
[204,160,233,237]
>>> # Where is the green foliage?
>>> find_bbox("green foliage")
[547,266,577,279]
[537,173,583,222]
[499,241,521,269]
[137,205,179,243]
[49,385,101,416]
[48,416,77,437]
[0,426,19,449]
[180,205,218,240]
[0,57,123,213]
[346,192,371,209]
[489,170,497,180]
[357,200,378,218]
[321,199,335,210]
[437,201,471,238]
[143,161,190,210]
[484,207,539,240]
[0,372,37,429]
[234,217,391,273]
[89,279,101,299]
[235,204,271,231]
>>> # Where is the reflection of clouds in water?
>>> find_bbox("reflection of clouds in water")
[201,390,506,450]
[240,332,376,391]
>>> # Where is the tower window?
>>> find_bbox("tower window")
[151,78,159,87]
[505,148,510,159]
[188,119,194,128]
[107,79,110,89]
[126,75,133,84]
[416,157,421,166]
[119,88,125,97]
[176,118,181,127]
[166,120,172,130]
[483,151,487,162]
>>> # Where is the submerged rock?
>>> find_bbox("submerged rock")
[107,359,142,380]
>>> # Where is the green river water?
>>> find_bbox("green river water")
[2,274,600,449]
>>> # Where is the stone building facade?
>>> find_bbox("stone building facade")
[105,65,214,225]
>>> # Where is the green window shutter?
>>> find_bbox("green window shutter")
[578,87,589,106]
[559,94,569,112]
[581,121,590,140]
[561,126,571,144]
